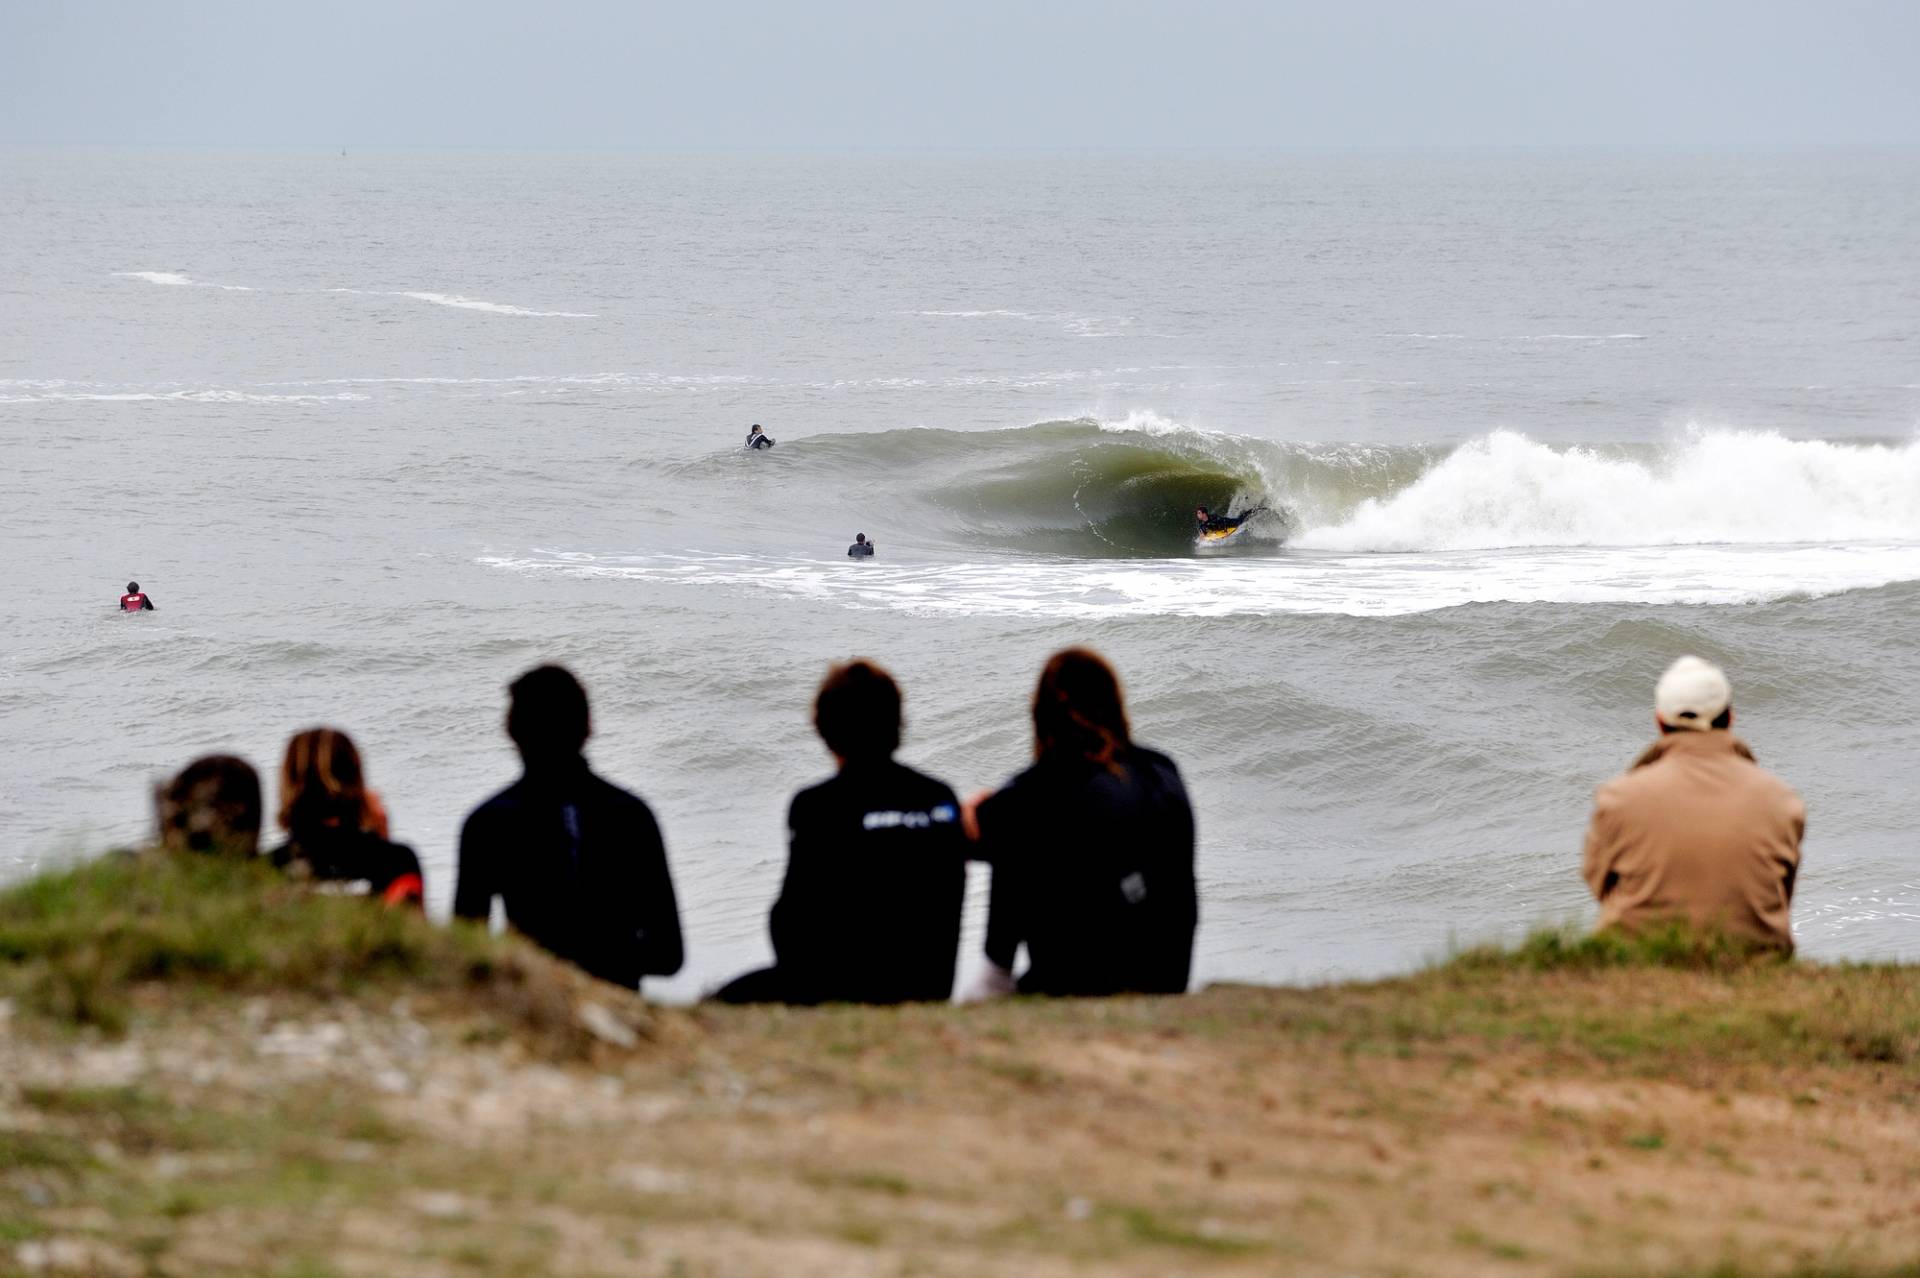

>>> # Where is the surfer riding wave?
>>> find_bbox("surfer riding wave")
[1195,505,1267,540]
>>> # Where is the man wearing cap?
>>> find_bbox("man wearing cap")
[1581,655,1806,952]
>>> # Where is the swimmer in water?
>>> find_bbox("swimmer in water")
[746,423,775,450]
[848,533,875,559]
[119,581,155,611]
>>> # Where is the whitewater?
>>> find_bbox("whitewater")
[4,146,1918,1000]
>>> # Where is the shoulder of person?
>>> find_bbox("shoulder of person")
[789,772,843,815]
[582,768,650,807]
[378,833,422,866]
[884,759,956,799]
[1126,744,1183,779]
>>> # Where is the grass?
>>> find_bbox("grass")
[1,854,1917,1275]
[0,852,639,1051]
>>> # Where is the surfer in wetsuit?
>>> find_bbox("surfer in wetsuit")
[119,581,155,611]
[848,533,875,559]
[746,423,775,450]
[1194,505,1267,538]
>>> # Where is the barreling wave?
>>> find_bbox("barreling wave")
[717,415,1920,559]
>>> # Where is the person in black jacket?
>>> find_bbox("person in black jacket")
[454,665,684,991]
[967,647,1197,998]
[270,728,424,908]
[712,660,966,1005]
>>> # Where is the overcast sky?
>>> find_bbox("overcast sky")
[3,0,1916,148]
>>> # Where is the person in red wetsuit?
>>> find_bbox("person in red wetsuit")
[119,581,155,611]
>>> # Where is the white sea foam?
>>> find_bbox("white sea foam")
[114,271,253,291]
[1379,332,1643,341]
[911,308,1135,338]
[1292,430,1920,553]
[480,541,1920,620]
[0,389,367,405]
[327,288,595,317]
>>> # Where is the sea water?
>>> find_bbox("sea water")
[2,147,1916,999]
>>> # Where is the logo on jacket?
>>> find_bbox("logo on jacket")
[863,804,958,831]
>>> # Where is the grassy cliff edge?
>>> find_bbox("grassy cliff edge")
[1,854,1915,1277]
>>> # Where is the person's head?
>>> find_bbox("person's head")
[507,664,591,764]
[1655,655,1733,734]
[813,660,901,764]
[749,424,762,435]
[157,755,262,856]
[1032,647,1131,770]
[126,581,139,594]
[1195,507,1209,518]
[854,533,866,544]
[278,728,371,834]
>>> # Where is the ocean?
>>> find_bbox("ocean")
[2,146,1916,1000]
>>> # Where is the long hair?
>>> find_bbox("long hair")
[278,727,370,834]
[1031,648,1132,773]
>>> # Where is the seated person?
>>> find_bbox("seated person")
[713,660,966,1005]
[968,648,1198,998]
[120,581,155,611]
[745,423,775,450]
[847,533,875,558]
[1583,655,1805,952]
[272,728,424,908]
[455,665,684,990]
[156,754,261,856]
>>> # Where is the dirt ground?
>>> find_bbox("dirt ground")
[2,968,1916,1278]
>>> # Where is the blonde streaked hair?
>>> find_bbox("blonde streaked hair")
[278,727,370,834]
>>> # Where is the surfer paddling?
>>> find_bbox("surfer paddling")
[745,423,775,451]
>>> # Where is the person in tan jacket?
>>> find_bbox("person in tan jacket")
[1582,655,1806,952]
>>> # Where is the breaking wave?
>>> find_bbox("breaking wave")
[714,416,1920,559]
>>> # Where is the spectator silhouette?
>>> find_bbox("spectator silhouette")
[713,660,965,1005]
[455,665,685,990]
[967,648,1198,998]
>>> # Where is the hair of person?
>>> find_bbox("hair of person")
[127,581,138,593]
[507,664,591,761]
[855,533,865,542]
[278,727,369,833]
[813,659,902,761]
[157,754,262,856]
[1659,706,1734,734]
[1031,647,1132,772]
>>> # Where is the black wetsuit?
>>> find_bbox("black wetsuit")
[1197,513,1244,536]
[847,541,875,558]
[454,759,685,989]
[974,745,1197,996]
[270,826,424,906]
[119,593,155,611]
[714,759,966,1005]
[746,431,775,450]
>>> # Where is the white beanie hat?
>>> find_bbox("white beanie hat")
[1655,655,1732,730]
